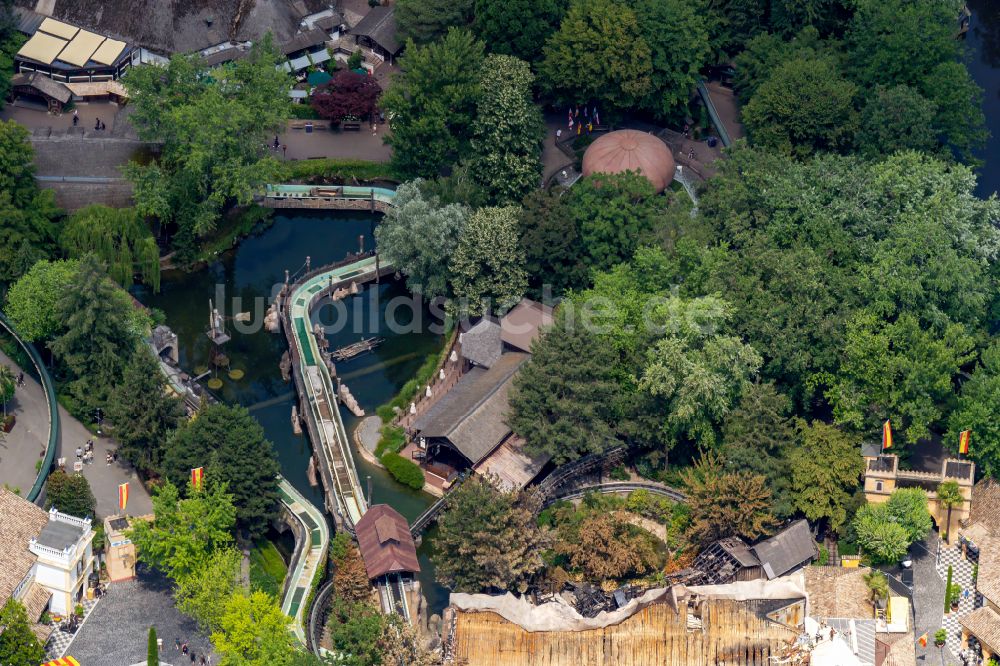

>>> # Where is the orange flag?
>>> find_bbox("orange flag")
[118,482,128,512]
[882,420,893,451]
[959,430,971,455]
[191,467,204,490]
[917,632,928,648]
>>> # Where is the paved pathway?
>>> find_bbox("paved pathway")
[59,568,214,665]
[910,534,958,663]
[276,119,391,162]
[937,540,977,659]
[0,350,49,493]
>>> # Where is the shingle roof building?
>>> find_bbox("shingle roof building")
[752,520,818,579]
[462,318,502,368]
[354,504,420,580]
[350,6,400,55]
[412,353,528,465]
[0,489,49,602]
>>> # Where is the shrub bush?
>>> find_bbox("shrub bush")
[278,158,399,184]
[374,424,406,457]
[382,452,424,490]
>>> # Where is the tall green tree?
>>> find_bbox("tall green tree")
[516,189,589,298]
[919,61,988,164]
[539,0,652,112]
[852,508,910,563]
[448,206,528,316]
[742,57,858,157]
[123,36,289,258]
[4,259,80,342]
[375,181,468,300]
[508,304,623,462]
[105,348,185,472]
[0,598,45,666]
[949,343,1000,477]
[128,479,237,581]
[473,0,566,62]
[382,29,485,178]
[787,420,863,533]
[325,601,386,666]
[823,312,975,445]
[680,454,777,545]
[470,55,544,205]
[148,627,159,666]
[567,172,663,274]
[49,255,144,414]
[638,295,762,451]
[162,403,280,538]
[719,382,797,517]
[432,475,551,592]
[937,480,963,541]
[633,0,711,119]
[396,0,474,43]
[59,205,160,291]
[174,548,242,633]
[857,85,938,159]
[212,591,294,666]
[44,470,96,518]
[0,119,58,281]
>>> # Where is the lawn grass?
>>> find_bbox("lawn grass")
[249,539,288,598]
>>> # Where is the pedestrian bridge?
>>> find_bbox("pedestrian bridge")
[261,184,395,213]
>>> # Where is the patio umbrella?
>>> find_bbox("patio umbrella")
[307,71,332,86]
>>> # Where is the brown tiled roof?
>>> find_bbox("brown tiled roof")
[0,489,47,602]
[962,606,1000,655]
[803,567,873,619]
[30,622,54,644]
[462,317,502,368]
[970,478,1000,535]
[751,520,818,579]
[975,534,1000,606]
[355,504,420,579]
[281,28,328,55]
[881,631,917,666]
[21,582,51,621]
[11,71,72,103]
[500,299,554,353]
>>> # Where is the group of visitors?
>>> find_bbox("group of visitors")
[69,109,107,131]
[75,439,95,465]
[175,638,211,665]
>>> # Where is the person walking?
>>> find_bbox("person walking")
[175,638,180,651]
[556,128,562,140]
[75,446,82,459]
[273,135,280,150]
[72,110,79,127]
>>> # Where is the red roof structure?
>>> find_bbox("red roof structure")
[581,129,676,193]
[355,504,421,580]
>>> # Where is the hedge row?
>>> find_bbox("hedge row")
[382,451,424,490]
[278,158,399,184]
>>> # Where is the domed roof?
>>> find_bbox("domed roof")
[581,129,676,193]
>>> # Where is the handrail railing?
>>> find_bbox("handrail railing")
[696,79,732,148]
[543,481,687,507]
[0,312,59,504]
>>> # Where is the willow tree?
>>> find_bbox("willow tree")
[60,204,160,291]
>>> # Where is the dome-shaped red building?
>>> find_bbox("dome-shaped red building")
[581,129,676,193]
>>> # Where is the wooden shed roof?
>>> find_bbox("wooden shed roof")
[354,504,420,579]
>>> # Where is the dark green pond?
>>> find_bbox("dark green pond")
[134,209,450,615]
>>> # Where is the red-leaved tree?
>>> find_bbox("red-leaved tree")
[311,70,382,123]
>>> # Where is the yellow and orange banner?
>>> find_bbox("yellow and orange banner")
[882,420,893,451]
[959,430,971,455]
[917,633,928,648]
[118,482,128,512]
[191,466,204,490]
[41,657,80,666]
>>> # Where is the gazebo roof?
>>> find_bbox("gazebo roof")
[581,129,676,193]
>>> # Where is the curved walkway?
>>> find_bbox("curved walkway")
[277,476,330,645]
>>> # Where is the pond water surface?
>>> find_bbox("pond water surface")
[134,209,451,615]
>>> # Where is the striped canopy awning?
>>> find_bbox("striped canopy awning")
[42,657,80,666]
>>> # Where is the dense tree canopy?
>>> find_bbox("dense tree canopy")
[681,454,777,545]
[60,205,160,290]
[857,85,938,159]
[470,55,544,205]
[0,119,58,281]
[212,591,294,666]
[44,470,96,518]
[433,475,551,592]
[0,598,45,666]
[311,71,382,124]
[105,348,185,472]
[742,57,858,157]
[448,206,527,316]
[396,0,474,44]
[949,343,1000,477]
[374,180,468,300]
[4,259,79,342]
[382,29,484,178]
[162,403,279,538]
[787,421,863,533]
[473,0,565,62]
[124,37,289,260]
[539,0,652,112]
